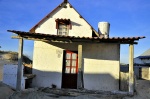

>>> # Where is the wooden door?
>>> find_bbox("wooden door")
[61,50,78,89]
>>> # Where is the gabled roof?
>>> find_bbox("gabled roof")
[8,30,145,44]
[140,49,150,56]
[136,49,150,59]
[29,0,99,37]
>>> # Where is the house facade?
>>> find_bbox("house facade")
[8,0,145,93]
[30,0,119,91]
[134,49,150,65]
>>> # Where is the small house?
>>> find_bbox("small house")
[134,49,150,65]
[8,0,145,93]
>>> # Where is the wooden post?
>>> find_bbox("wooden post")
[77,44,83,89]
[16,38,24,90]
[129,44,134,94]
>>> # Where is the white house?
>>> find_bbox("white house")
[134,49,150,65]
[8,0,145,93]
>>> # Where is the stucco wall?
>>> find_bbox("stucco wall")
[32,41,64,88]
[141,67,150,80]
[32,41,120,91]
[32,41,79,88]
[83,43,120,91]
[35,3,92,37]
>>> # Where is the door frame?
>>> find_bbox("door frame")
[61,50,78,89]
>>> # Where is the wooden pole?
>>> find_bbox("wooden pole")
[16,38,23,90]
[129,44,134,94]
[77,44,83,89]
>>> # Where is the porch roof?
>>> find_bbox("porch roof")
[8,30,145,44]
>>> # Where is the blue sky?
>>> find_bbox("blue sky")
[0,0,150,63]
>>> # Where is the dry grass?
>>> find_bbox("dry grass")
[0,50,32,80]
[0,50,32,64]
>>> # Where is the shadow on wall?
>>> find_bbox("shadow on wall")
[25,68,120,91]
[84,73,119,91]
[71,21,82,26]
[28,42,120,90]
[46,42,119,61]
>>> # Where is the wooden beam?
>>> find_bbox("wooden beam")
[77,44,84,89]
[16,38,24,90]
[129,44,134,94]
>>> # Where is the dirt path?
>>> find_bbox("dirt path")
[0,80,150,99]
[124,80,150,99]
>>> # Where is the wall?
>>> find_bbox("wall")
[32,41,80,88]
[120,66,140,79]
[121,66,150,80]
[32,41,64,88]
[140,67,150,80]
[35,3,92,37]
[120,72,129,91]
[83,43,120,91]
[32,41,120,91]
[3,64,26,90]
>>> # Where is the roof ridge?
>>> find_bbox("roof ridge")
[64,0,68,3]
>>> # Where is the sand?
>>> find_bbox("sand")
[0,80,150,99]
[0,82,14,99]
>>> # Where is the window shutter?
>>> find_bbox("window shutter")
[69,21,72,30]
[69,24,72,30]
[56,21,59,29]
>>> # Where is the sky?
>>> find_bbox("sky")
[0,0,150,63]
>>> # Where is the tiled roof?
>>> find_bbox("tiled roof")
[8,30,145,44]
[55,18,70,22]
[138,56,150,59]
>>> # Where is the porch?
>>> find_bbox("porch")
[8,30,145,94]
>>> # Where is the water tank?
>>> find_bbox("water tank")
[98,22,110,37]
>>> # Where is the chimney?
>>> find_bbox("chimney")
[64,0,68,3]
[98,22,110,38]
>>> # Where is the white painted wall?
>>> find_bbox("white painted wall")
[32,42,79,88]
[32,42,120,91]
[32,41,64,88]
[35,3,92,37]
[83,43,120,91]
[3,64,26,90]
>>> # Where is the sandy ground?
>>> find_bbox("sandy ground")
[0,79,149,99]
[0,82,14,99]
[0,53,150,99]
[124,80,150,99]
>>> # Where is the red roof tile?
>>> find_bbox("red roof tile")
[8,30,145,44]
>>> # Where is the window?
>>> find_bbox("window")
[55,19,72,36]
[58,24,68,36]
[65,51,78,74]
